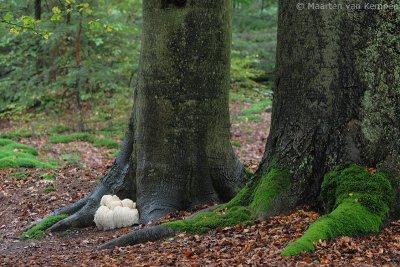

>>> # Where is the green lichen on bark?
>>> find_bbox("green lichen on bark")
[282,164,396,256]
[163,167,291,234]
[357,1,400,163]
[21,214,68,239]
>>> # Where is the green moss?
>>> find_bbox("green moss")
[246,114,263,122]
[250,168,291,213]
[282,164,396,256]
[0,140,54,169]
[0,131,33,140]
[9,171,28,179]
[94,138,119,149]
[164,206,253,234]
[41,172,57,180]
[16,158,53,168]
[0,138,14,146]
[0,158,19,168]
[3,143,38,156]
[0,150,13,159]
[50,124,72,134]
[43,185,56,193]
[244,167,254,178]
[21,214,68,239]
[49,133,95,144]
[231,140,242,148]
[240,98,272,116]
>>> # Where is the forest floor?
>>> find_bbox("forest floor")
[0,102,399,266]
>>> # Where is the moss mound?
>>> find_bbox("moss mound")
[0,138,53,169]
[0,138,14,146]
[21,214,68,239]
[94,138,119,149]
[281,164,396,256]
[49,133,95,144]
[163,167,291,234]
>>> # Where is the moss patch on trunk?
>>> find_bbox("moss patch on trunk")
[282,164,396,256]
[21,214,68,239]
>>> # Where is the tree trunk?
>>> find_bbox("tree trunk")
[258,0,400,217]
[39,0,246,231]
[34,0,41,20]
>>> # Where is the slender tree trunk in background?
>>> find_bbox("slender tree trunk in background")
[75,12,85,132]
[43,0,246,231]
[257,0,400,217]
[34,0,41,20]
[34,0,43,77]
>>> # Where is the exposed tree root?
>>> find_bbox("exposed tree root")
[98,167,291,248]
[99,226,178,249]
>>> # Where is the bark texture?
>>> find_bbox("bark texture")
[259,0,400,217]
[37,0,246,232]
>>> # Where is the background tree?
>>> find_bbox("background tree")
[34,0,247,231]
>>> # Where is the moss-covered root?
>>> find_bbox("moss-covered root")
[281,200,381,256]
[282,164,396,256]
[21,214,68,239]
[164,206,253,234]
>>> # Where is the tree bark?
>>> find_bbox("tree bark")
[258,0,400,217]
[41,0,246,231]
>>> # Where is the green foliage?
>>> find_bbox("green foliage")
[9,171,28,179]
[21,214,68,239]
[282,164,396,256]
[94,138,119,149]
[0,138,14,146]
[0,131,33,140]
[0,138,53,168]
[43,185,56,193]
[164,206,253,234]
[41,172,57,180]
[3,143,38,156]
[245,114,262,123]
[240,98,272,116]
[0,0,140,119]
[50,125,73,134]
[231,140,242,148]
[49,133,95,143]
[60,154,81,166]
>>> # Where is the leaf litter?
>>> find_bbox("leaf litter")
[0,104,399,266]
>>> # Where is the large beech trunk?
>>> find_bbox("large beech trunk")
[44,0,246,231]
[258,0,400,217]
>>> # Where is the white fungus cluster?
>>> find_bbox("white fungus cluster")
[94,195,139,230]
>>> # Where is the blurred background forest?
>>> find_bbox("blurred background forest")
[0,0,277,136]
